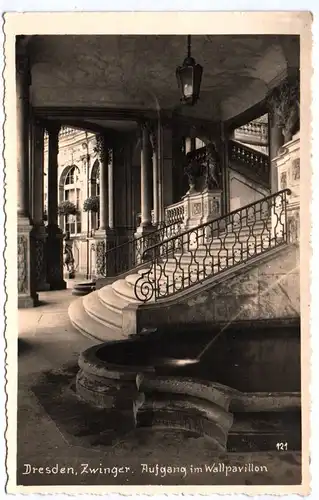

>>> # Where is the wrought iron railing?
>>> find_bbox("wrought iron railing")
[100,217,184,278]
[229,139,270,185]
[134,189,291,302]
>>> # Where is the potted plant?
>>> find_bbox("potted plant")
[57,200,77,233]
[57,200,77,216]
[83,195,100,213]
[83,195,100,233]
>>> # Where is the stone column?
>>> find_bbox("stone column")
[162,125,174,208]
[267,76,299,193]
[150,125,159,226]
[30,119,50,291]
[269,110,284,193]
[93,141,116,280]
[98,139,109,232]
[108,147,114,230]
[45,123,66,290]
[16,43,39,308]
[157,117,165,224]
[136,122,153,234]
[220,122,230,215]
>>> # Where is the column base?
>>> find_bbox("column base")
[18,293,39,309]
[134,223,155,237]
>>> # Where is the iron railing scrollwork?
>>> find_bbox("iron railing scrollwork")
[134,189,291,303]
[100,217,184,278]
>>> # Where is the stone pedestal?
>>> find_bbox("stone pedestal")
[181,189,223,248]
[18,217,39,308]
[30,223,50,291]
[183,189,223,229]
[45,224,67,290]
[92,229,117,278]
[271,132,300,243]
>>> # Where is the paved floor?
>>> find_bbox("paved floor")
[15,285,302,490]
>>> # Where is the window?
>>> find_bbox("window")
[63,166,82,235]
[90,160,100,231]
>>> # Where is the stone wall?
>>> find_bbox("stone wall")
[135,243,299,330]
[228,168,269,212]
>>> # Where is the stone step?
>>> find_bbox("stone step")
[111,278,144,303]
[141,248,266,275]
[158,238,272,256]
[129,267,226,296]
[68,297,127,343]
[82,290,123,330]
[98,284,130,314]
[173,237,271,250]
[182,221,270,235]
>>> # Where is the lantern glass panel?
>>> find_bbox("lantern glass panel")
[181,66,194,97]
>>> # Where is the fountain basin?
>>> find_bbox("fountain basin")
[76,319,301,450]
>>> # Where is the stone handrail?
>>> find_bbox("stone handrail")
[229,139,270,185]
[235,122,268,138]
[165,200,185,224]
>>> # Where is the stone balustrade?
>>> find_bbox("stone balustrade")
[164,200,185,224]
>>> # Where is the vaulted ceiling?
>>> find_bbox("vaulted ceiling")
[29,34,299,123]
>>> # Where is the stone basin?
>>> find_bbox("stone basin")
[76,319,301,451]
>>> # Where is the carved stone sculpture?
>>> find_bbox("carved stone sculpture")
[184,154,201,194]
[203,142,220,190]
[268,76,300,143]
[63,232,75,276]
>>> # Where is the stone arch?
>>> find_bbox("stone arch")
[58,164,81,203]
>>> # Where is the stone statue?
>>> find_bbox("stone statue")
[63,231,75,276]
[203,142,220,190]
[184,153,201,195]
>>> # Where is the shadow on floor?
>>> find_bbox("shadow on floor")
[18,339,34,356]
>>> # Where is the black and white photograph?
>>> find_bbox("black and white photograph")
[3,11,312,495]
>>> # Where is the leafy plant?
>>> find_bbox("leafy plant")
[83,195,100,213]
[57,200,77,216]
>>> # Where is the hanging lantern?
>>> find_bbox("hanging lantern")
[176,35,203,105]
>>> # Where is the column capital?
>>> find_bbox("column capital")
[45,121,61,137]
[267,75,300,135]
[94,133,113,164]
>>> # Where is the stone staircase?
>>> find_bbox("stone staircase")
[68,215,278,342]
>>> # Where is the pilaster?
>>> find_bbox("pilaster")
[16,39,38,307]
[18,217,39,307]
